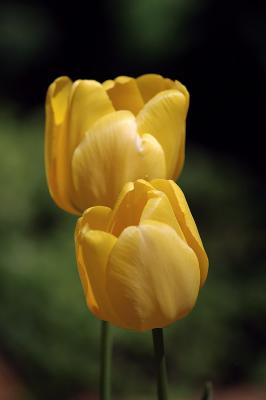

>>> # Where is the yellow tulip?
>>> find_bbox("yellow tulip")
[75,179,208,331]
[45,74,189,215]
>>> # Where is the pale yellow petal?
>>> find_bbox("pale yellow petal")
[140,191,185,240]
[75,220,119,323]
[171,81,189,178]
[45,77,115,214]
[136,74,174,103]
[151,179,209,285]
[49,76,72,125]
[105,76,144,115]
[72,111,166,210]
[67,80,115,211]
[106,220,200,331]
[79,206,112,231]
[172,127,186,179]
[75,228,99,316]
[45,76,78,214]
[137,89,188,179]
[174,80,190,106]
[102,79,114,91]
[140,133,167,179]
[108,180,154,237]
[68,80,114,154]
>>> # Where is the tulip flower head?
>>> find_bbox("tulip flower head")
[45,74,189,215]
[75,179,208,331]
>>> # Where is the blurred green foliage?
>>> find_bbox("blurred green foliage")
[0,109,265,399]
[0,3,55,74]
[112,0,204,61]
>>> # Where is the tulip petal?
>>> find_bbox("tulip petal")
[75,220,118,322]
[72,111,166,210]
[173,80,190,104]
[106,220,200,331]
[67,79,115,162]
[136,74,174,103]
[45,78,115,214]
[108,180,154,237]
[78,206,112,231]
[172,128,185,179]
[171,81,189,177]
[137,89,188,179]
[102,79,114,91]
[49,76,72,125]
[151,179,209,286]
[75,242,99,315]
[45,76,78,214]
[140,192,185,240]
[104,76,144,115]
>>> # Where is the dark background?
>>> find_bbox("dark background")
[0,1,265,399]
[1,0,266,172]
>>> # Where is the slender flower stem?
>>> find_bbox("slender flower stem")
[201,382,213,400]
[152,328,169,400]
[100,320,112,400]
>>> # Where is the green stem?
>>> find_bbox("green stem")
[100,320,112,400]
[201,382,213,400]
[152,328,169,400]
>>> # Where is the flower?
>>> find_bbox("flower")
[45,74,189,215]
[75,179,208,331]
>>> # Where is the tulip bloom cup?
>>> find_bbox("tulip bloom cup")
[75,179,208,331]
[45,74,189,215]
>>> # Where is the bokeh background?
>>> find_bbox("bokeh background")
[0,0,265,399]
